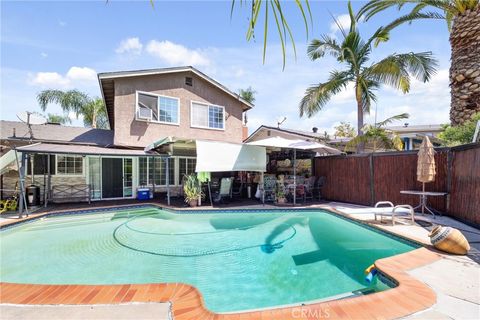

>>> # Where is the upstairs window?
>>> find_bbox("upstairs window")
[136,91,179,125]
[191,102,225,130]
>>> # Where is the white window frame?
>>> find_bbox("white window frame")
[55,154,85,176]
[138,156,175,187]
[135,91,180,126]
[176,156,197,186]
[190,100,226,131]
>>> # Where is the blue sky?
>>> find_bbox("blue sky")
[1,0,451,134]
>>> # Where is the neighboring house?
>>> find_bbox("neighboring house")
[386,124,443,150]
[0,66,252,202]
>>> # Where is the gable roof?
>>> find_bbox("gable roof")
[0,120,114,147]
[98,66,253,129]
[244,125,325,142]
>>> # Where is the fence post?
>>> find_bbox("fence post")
[446,148,454,213]
[369,153,375,206]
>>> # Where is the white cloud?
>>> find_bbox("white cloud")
[65,66,97,82]
[29,66,97,88]
[29,72,70,87]
[116,37,143,55]
[40,52,48,58]
[58,20,66,27]
[330,14,351,34]
[146,40,210,66]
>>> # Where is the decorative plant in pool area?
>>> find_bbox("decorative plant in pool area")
[183,174,204,207]
[299,1,438,153]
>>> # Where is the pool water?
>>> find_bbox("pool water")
[0,207,417,312]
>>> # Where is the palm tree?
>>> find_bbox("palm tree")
[299,2,437,152]
[358,0,480,126]
[37,90,109,129]
[345,113,410,152]
[46,113,71,125]
[239,86,257,104]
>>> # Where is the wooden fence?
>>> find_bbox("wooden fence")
[314,143,480,226]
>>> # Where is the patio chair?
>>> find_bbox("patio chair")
[304,176,317,202]
[231,180,243,199]
[262,174,277,203]
[213,177,233,204]
[313,176,326,200]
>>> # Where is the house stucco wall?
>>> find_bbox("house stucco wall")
[112,72,245,147]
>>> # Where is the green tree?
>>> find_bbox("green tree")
[239,86,257,104]
[358,0,480,125]
[299,2,437,152]
[37,90,109,129]
[334,122,356,138]
[239,86,256,125]
[345,113,410,152]
[439,112,480,145]
[46,113,71,125]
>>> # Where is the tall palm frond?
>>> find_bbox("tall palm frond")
[299,71,351,117]
[307,36,342,60]
[375,113,410,126]
[358,0,479,30]
[37,90,109,129]
[37,90,90,117]
[365,52,438,93]
[230,0,312,69]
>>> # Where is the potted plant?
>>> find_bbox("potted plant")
[183,174,203,207]
[276,189,287,204]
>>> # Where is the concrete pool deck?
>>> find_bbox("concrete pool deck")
[1,200,479,319]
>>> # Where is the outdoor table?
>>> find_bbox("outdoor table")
[400,190,447,218]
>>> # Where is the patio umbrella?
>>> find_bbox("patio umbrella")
[417,136,436,213]
[247,137,340,204]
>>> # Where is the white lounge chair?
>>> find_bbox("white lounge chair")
[373,201,415,226]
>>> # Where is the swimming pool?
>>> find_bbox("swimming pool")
[0,206,418,312]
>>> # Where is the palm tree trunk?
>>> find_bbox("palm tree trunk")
[356,92,365,153]
[449,5,480,125]
[91,109,97,128]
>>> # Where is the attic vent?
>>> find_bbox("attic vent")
[185,77,193,86]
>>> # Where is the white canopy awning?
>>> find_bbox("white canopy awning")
[0,150,18,175]
[247,136,341,155]
[195,140,266,172]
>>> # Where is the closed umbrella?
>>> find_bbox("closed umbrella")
[417,136,436,214]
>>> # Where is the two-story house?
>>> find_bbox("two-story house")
[1,66,255,202]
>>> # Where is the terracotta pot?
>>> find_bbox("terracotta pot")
[277,198,286,204]
[429,225,470,255]
[188,200,198,207]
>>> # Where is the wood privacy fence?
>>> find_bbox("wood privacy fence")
[314,143,480,226]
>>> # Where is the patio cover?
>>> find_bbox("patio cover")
[195,140,266,172]
[0,150,18,175]
[16,143,159,157]
[247,136,341,155]
[144,136,194,152]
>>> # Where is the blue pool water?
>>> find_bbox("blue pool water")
[0,207,418,312]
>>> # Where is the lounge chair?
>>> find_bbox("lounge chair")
[336,201,415,226]
[373,201,415,225]
[213,178,233,204]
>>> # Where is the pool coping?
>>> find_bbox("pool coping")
[0,203,442,319]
